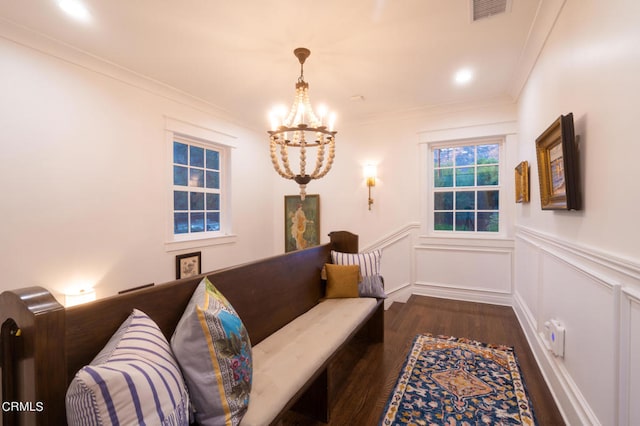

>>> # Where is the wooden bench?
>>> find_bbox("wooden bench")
[0,231,384,425]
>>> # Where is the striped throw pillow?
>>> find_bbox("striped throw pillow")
[66,309,190,426]
[331,250,381,277]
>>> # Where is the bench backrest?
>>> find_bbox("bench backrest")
[0,231,358,425]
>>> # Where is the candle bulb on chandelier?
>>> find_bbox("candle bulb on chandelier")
[328,112,336,132]
[317,104,327,127]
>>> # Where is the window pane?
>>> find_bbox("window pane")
[190,146,204,167]
[174,212,188,234]
[189,169,204,187]
[455,212,475,231]
[190,192,204,210]
[477,165,499,186]
[455,146,475,166]
[434,192,453,210]
[206,193,220,211]
[456,191,475,210]
[190,213,204,233]
[173,166,188,186]
[173,142,188,165]
[456,167,475,186]
[206,212,220,231]
[434,212,453,230]
[206,170,220,189]
[477,144,499,164]
[206,150,220,170]
[429,141,501,235]
[174,191,188,211]
[434,168,453,187]
[478,190,499,210]
[434,148,454,167]
[478,212,499,232]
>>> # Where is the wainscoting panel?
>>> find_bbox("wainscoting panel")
[514,237,540,329]
[540,251,618,426]
[621,288,640,425]
[414,242,513,304]
[514,226,640,426]
[363,223,418,306]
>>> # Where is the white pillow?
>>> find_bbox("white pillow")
[66,309,190,426]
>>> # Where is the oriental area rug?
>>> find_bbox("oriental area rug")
[380,334,537,425]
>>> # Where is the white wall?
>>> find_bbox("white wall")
[0,33,275,302]
[514,0,640,424]
[517,0,640,260]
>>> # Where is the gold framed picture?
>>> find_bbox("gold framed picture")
[535,113,581,210]
[515,161,530,203]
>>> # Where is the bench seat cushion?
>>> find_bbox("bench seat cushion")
[240,297,377,426]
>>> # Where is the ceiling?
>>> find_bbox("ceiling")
[0,0,545,131]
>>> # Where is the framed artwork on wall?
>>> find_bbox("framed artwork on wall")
[515,161,530,203]
[284,194,320,252]
[535,113,581,210]
[176,251,201,279]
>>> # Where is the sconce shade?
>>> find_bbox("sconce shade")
[364,164,377,210]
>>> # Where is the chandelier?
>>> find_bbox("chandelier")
[268,47,337,200]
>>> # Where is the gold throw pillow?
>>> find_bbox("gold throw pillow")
[324,263,360,298]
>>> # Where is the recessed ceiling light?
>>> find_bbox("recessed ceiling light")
[58,0,91,23]
[454,68,474,85]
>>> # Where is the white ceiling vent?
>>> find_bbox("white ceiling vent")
[471,0,511,21]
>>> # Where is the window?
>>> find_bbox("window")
[172,137,224,237]
[431,140,501,233]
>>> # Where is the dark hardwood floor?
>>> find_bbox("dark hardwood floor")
[282,295,565,426]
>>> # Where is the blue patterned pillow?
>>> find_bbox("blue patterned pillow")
[171,277,252,426]
[66,309,190,426]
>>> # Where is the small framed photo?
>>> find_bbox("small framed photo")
[284,194,320,252]
[535,113,581,210]
[176,252,201,279]
[515,161,530,203]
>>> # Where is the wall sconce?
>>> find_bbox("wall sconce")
[364,164,377,210]
[65,287,96,307]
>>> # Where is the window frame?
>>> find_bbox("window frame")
[423,137,507,239]
[172,136,225,238]
[164,118,236,252]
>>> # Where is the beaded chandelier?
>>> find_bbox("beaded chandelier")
[268,48,337,200]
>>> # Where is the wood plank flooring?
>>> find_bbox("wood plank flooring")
[282,295,565,425]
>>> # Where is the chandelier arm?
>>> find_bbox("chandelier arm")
[270,138,295,179]
[309,134,325,177]
[313,137,336,179]
[280,143,295,178]
[299,133,307,177]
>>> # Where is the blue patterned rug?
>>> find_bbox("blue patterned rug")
[380,334,537,425]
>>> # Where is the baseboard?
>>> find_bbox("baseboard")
[384,282,412,309]
[412,281,512,306]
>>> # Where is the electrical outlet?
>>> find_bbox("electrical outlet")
[544,319,565,358]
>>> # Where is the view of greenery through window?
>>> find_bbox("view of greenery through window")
[173,140,222,235]
[432,143,500,232]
